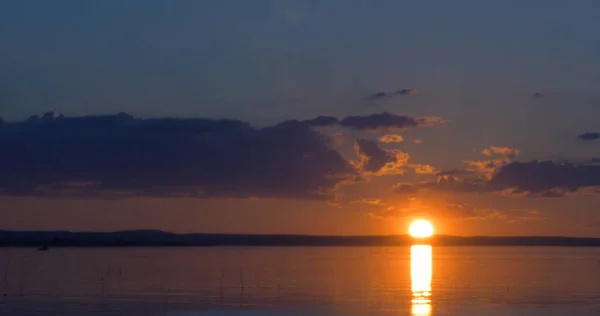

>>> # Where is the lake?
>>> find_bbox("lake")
[1,246,600,315]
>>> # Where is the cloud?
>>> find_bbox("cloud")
[352,139,410,175]
[340,112,442,131]
[364,88,416,101]
[301,116,339,127]
[397,88,417,95]
[378,134,404,143]
[577,132,600,141]
[413,139,424,144]
[485,161,600,197]
[408,164,437,175]
[408,160,600,198]
[481,146,520,158]
[461,146,520,179]
[463,159,510,179]
[260,113,443,133]
[0,113,356,199]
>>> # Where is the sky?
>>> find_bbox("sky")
[1,0,600,236]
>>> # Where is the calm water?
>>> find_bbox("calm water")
[1,246,600,315]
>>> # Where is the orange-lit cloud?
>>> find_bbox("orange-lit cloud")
[379,134,404,143]
[352,139,410,176]
[409,164,437,175]
[481,146,520,158]
[462,159,509,179]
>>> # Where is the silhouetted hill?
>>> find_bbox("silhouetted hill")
[1,230,600,247]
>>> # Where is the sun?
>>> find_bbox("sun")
[409,220,434,238]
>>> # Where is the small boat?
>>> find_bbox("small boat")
[37,244,49,251]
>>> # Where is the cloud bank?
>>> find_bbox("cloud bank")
[401,160,600,198]
[0,111,441,199]
[0,113,357,199]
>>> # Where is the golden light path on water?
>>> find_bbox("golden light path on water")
[411,245,432,316]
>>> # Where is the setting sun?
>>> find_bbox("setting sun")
[409,220,434,238]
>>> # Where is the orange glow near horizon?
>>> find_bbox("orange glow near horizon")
[409,220,434,238]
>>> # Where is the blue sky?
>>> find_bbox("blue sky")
[1,0,600,235]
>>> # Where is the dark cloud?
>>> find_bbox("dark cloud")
[486,161,600,196]
[397,88,417,95]
[353,139,409,175]
[405,161,600,198]
[301,116,339,127]
[340,112,441,131]
[577,132,600,141]
[355,139,408,173]
[354,139,389,172]
[0,113,356,199]
[364,88,416,101]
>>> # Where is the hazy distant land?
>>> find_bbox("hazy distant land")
[1,230,600,247]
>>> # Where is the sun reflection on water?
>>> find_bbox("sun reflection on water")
[411,245,432,316]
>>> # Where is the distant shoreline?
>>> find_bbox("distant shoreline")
[1,230,600,247]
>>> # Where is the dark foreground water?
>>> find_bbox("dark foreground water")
[1,246,600,315]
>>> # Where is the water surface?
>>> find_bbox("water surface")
[1,246,599,315]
